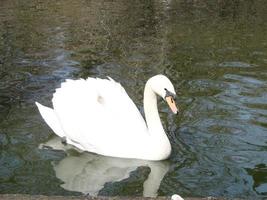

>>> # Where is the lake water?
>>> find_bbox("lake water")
[0,0,267,199]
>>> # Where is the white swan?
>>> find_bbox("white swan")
[36,74,178,161]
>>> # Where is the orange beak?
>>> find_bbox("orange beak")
[166,96,179,114]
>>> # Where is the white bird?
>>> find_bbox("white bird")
[36,74,178,161]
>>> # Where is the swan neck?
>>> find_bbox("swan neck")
[144,82,164,135]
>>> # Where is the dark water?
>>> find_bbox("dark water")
[1,0,267,198]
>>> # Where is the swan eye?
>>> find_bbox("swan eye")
[165,88,176,100]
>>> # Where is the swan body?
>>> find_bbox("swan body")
[36,75,178,161]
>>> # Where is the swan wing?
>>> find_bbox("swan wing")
[51,77,148,156]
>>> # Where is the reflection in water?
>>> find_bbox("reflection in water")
[246,164,267,196]
[40,137,170,197]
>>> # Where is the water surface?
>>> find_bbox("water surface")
[0,0,267,199]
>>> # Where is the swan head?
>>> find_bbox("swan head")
[148,74,179,114]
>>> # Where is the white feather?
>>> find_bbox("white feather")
[35,102,65,138]
[171,194,184,200]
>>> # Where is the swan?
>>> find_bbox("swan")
[36,74,178,161]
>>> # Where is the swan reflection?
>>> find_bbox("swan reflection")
[40,137,170,197]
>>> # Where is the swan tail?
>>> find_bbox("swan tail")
[35,102,65,138]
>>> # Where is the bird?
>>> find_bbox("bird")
[36,74,178,161]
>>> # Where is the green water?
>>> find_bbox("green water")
[0,0,267,198]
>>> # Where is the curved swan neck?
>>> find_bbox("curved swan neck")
[143,81,165,135]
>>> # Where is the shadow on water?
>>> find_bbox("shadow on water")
[0,0,267,199]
